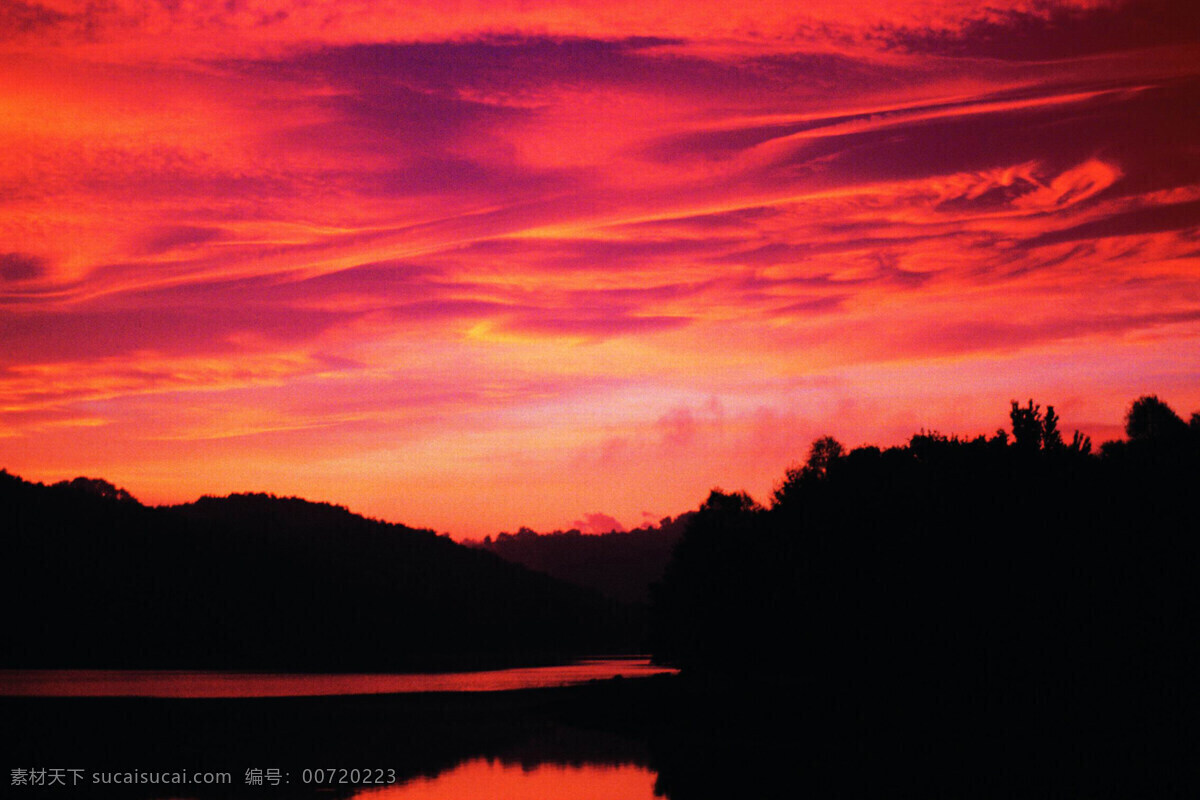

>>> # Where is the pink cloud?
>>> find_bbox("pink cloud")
[570,512,628,534]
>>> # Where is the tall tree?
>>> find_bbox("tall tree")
[1125,395,1189,441]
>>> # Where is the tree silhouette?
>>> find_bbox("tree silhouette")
[804,435,844,478]
[772,436,844,506]
[1042,405,1063,450]
[1010,399,1044,451]
[1010,399,1080,453]
[1125,394,1189,440]
[649,489,762,672]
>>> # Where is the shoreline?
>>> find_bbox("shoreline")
[0,657,676,699]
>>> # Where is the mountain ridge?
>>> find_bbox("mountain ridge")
[1,469,635,671]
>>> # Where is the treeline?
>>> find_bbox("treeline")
[0,476,635,670]
[468,515,693,604]
[648,395,1200,767]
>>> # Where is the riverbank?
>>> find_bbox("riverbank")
[3,676,674,798]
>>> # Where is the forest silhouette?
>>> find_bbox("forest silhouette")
[652,394,1200,677]
[645,394,1199,792]
[470,515,693,604]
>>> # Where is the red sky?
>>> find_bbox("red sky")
[2,0,1198,536]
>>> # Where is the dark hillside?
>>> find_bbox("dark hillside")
[1,474,633,670]
[470,515,692,605]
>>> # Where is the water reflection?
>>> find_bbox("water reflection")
[4,675,682,799]
[0,658,675,697]
[353,759,660,800]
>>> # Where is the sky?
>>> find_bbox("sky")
[1,0,1198,537]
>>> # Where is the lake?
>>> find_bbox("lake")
[1,662,959,799]
[2,659,691,798]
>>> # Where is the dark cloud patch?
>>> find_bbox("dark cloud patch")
[269,82,523,166]
[0,305,357,364]
[235,51,609,199]
[871,251,935,289]
[881,0,1200,61]
[116,260,469,317]
[564,280,712,306]
[105,271,309,311]
[504,311,690,339]
[936,177,1041,213]
[224,43,557,170]
[775,294,850,315]
[63,156,307,203]
[271,38,882,98]
[723,257,934,307]
[296,260,449,295]
[644,91,981,165]
[1070,79,1200,198]
[139,225,223,254]
[710,237,943,267]
[645,125,797,163]
[642,80,1200,217]
[0,0,68,37]
[712,242,833,267]
[730,271,843,294]
[790,109,1085,187]
[387,299,512,322]
[1023,198,1200,248]
[452,236,728,272]
[643,110,888,165]
[987,241,1096,279]
[274,37,680,94]
[900,308,1200,358]
[0,406,105,429]
[748,86,1180,200]
[359,157,585,198]
[642,80,1124,166]
[0,252,47,282]
[331,83,515,140]
[621,207,777,235]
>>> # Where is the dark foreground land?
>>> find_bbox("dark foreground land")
[4,395,1198,797]
[4,671,1194,799]
[0,472,638,671]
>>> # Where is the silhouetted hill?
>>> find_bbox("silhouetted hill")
[0,474,635,670]
[468,515,693,605]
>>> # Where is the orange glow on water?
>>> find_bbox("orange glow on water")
[354,759,659,800]
[0,659,677,698]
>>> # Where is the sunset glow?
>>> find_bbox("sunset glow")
[3,0,1198,535]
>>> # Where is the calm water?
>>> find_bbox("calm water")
[5,658,676,798]
[0,657,675,697]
